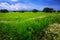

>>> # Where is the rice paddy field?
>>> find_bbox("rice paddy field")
[0,12,60,40]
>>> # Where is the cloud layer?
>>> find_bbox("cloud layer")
[10,0,18,2]
[0,2,47,11]
[0,0,60,10]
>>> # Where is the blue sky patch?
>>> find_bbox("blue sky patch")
[0,0,60,11]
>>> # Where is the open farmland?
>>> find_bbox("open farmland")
[0,12,60,40]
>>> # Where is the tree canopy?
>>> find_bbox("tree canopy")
[0,9,9,13]
[43,8,54,13]
[32,9,39,12]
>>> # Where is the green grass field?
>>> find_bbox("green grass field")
[0,12,60,40]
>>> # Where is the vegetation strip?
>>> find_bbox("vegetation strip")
[0,15,46,23]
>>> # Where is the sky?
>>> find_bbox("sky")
[0,0,60,11]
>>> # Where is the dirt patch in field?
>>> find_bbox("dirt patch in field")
[39,23,60,40]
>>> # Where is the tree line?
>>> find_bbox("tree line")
[0,7,60,13]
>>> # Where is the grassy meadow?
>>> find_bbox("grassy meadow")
[0,12,60,40]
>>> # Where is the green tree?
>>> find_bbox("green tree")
[43,8,54,13]
[32,9,39,12]
[57,10,60,12]
[0,9,9,13]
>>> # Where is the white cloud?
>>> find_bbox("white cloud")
[0,2,46,11]
[10,0,18,2]
[0,2,28,10]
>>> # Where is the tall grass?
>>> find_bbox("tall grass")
[0,12,60,40]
